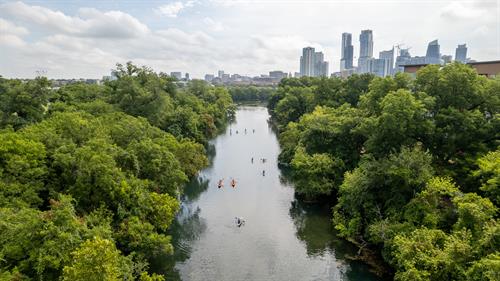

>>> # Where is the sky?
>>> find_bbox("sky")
[0,0,499,79]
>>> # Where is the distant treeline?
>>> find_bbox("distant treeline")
[228,85,276,102]
[0,63,234,280]
[269,63,500,280]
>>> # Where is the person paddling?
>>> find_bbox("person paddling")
[235,217,245,227]
[231,178,236,188]
[218,179,224,188]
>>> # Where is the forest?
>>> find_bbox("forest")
[227,85,275,102]
[269,63,499,280]
[0,63,234,280]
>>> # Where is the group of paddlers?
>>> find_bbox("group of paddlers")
[220,127,268,227]
[229,128,255,135]
[217,178,237,188]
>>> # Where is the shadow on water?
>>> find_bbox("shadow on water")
[151,177,209,280]
[205,144,216,166]
[288,194,384,280]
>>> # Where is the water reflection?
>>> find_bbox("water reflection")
[289,194,383,280]
[182,176,210,203]
[152,177,209,280]
[289,198,336,257]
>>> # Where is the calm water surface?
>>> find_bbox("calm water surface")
[159,106,381,281]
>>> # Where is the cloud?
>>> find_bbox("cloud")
[0,1,498,78]
[440,0,497,21]
[0,18,29,36]
[155,1,196,18]
[0,1,149,38]
[203,17,224,31]
[0,18,29,48]
[0,1,219,78]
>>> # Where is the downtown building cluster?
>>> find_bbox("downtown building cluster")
[338,30,470,78]
[299,30,471,78]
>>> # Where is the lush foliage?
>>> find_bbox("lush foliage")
[0,63,234,280]
[269,64,500,279]
[228,86,276,102]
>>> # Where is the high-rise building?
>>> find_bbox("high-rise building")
[395,48,412,73]
[300,47,316,77]
[368,58,387,77]
[318,61,329,77]
[441,55,453,64]
[379,48,394,76]
[340,33,354,71]
[185,73,190,80]
[170,72,182,80]
[218,70,224,78]
[426,40,441,64]
[358,30,374,73]
[455,44,467,63]
[204,74,214,82]
[314,52,329,76]
[359,30,374,57]
[299,47,329,77]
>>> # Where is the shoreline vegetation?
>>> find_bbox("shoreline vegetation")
[1,61,498,280]
[228,85,276,103]
[268,63,499,280]
[0,62,234,280]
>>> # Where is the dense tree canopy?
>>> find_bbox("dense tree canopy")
[269,63,500,279]
[228,85,276,102]
[0,62,234,280]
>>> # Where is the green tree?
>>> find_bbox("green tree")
[291,146,340,198]
[62,237,131,281]
[474,150,500,205]
[0,77,51,129]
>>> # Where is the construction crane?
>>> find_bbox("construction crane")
[395,43,411,55]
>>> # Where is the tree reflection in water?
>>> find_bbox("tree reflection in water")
[151,176,209,280]
[289,194,380,280]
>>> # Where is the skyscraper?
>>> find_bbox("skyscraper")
[426,40,441,64]
[379,48,394,76]
[300,47,315,77]
[455,44,467,63]
[299,47,329,77]
[359,30,373,58]
[314,51,329,76]
[340,33,354,71]
[358,30,374,73]
[218,70,224,78]
[318,61,329,77]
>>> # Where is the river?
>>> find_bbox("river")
[157,106,381,281]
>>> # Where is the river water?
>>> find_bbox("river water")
[159,106,381,281]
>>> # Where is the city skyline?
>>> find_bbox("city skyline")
[0,0,499,79]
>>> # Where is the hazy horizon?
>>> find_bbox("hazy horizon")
[1,0,499,79]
